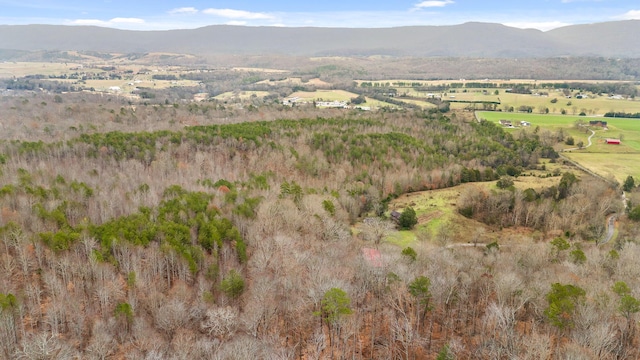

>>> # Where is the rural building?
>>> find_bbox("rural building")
[589,120,608,127]
[499,120,513,127]
[520,121,531,127]
[282,97,301,106]
[605,138,621,145]
[390,210,402,224]
[315,100,348,108]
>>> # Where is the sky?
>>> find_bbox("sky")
[0,0,639,32]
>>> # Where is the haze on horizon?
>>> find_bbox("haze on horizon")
[0,0,639,32]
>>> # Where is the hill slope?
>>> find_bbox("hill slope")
[0,21,639,58]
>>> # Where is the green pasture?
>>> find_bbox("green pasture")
[477,112,594,149]
[564,153,640,184]
[478,111,640,183]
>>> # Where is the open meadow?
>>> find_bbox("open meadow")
[384,166,573,248]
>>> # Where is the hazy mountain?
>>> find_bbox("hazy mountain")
[547,20,640,57]
[0,20,638,58]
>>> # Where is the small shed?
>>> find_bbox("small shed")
[606,138,621,145]
[390,210,401,224]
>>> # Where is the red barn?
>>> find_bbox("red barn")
[606,138,621,144]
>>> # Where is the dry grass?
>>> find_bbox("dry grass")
[0,62,81,78]
[214,91,271,101]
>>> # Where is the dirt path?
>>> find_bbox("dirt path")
[563,126,595,151]
[601,214,617,245]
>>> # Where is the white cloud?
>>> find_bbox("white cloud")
[202,8,274,20]
[168,7,199,15]
[414,0,454,9]
[615,10,640,20]
[503,21,572,31]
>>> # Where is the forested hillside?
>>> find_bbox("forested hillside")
[0,93,637,359]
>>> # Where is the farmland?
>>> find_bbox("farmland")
[359,78,640,115]
[287,89,399,109]
[478,111,640,182]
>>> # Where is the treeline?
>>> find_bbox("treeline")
[540,82,638,97]
[458,172,621,239]
[604,111,640,119]
[2,78,91,93]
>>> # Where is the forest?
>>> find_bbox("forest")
[0,89,639,359]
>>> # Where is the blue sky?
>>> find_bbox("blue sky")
[0,0,639,31]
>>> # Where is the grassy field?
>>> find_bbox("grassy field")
[383,168,572,248]
[0,62,81,77]
[474,91,640,115]
[214,91,271,101]
[359,78,640,116]
[478,111,640,182]
[394,98,437,109]
[289,89,399,109]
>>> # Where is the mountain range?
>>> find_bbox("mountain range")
[0,20,639,58]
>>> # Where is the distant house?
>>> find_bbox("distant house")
[606,138,621,145]
[520,121,531,127]
[499,120,513,127]
[315,100,348,108]
[282,96,301,106]
[390,210,402,224]
[589,120,608,127]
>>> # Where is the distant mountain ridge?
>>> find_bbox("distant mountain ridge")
[0,20,639,58]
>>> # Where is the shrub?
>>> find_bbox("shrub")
[399,207,418,230]
[565,136,574,146]
[220,270,245,299]
[496,176,514,189]
[401,247,417,261]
